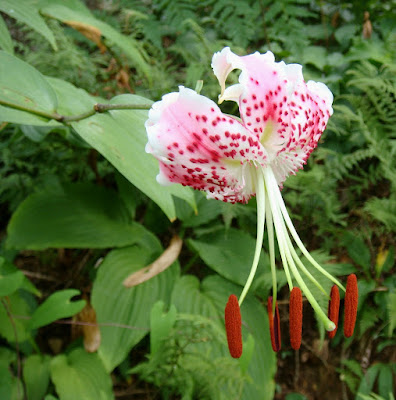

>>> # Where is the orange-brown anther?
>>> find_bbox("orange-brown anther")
[268,297,281,352]
[289,287,303,350]
[224,294,242,358]
[344,274,358,338]
[327,285,340,339]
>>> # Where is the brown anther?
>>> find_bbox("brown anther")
[344,274,358,338]
[289,287,303,350]
[267,297,281,352]
[224,294,242,358]
[327,285,340,339]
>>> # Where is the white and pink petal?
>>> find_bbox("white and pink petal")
[145,86,268,203]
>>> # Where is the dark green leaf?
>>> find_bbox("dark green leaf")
[6,183,154,250]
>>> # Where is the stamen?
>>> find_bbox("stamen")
[289,287,303,350]
[224,294,243,358]
[344,274,358,338]
[267,297,281,352]
[327,285,340,339]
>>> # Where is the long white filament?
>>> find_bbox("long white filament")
[266,169,345,292]
[238,166,266,306]
[263,166,336,331]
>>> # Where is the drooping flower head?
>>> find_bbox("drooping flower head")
[145,47,358,356]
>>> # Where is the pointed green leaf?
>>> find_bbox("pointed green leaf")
[50,348,113,400]
[150,301,177,355]
[29,289,85,330]
[92,244,180,371]
[0,0,57,50]
[0,14,13,53]
[40,1,149,79]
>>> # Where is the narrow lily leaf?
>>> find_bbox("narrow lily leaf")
[0,0,57,50]
[92,244,180,371]
[50,348,113,400]
[29,289,85,330]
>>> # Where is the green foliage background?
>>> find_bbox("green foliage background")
[0,0,395,399]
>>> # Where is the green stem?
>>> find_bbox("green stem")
[0,98,152,124]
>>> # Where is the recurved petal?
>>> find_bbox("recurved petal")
[211,48,333,185]
[145,86,267,203]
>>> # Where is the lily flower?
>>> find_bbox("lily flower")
[145,47,358,357]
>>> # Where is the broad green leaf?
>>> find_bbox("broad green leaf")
[150,301,177,355]
[23,354,51,400]
[0,14,13,53]
[6,183,154,250]
[41,1,150,79]
[170,274,276,400]
[342,232,371,270]
[92,244,180,371]
[303,46,327,71]
[188,228,269,287]
[0,361,13,400]
[0,0,57,50]
[0,257,40,296]
[334,24,357,47]
[46,78,195,221]
[0,270,24,297]
[50,348,113,400]
[0,291,34,342]
[29,289,85,330]
[378,364,394,399]
[0,51,59,125]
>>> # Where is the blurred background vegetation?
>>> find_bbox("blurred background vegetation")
[0,0,395,399]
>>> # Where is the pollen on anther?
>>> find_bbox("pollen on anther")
[344,274,358,338]
[289,287,303,350]
[327,285,340,339]
[268,297,281,352]
[225,294,243,358]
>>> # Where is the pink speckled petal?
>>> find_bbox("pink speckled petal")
[211,48,333,184]
[146,86,268,203]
